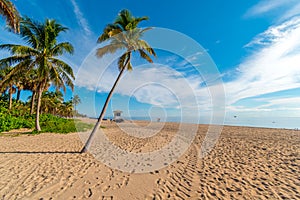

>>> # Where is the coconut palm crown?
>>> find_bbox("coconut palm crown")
[97,9,156,70]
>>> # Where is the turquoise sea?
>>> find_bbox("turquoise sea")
[102,116,300,130]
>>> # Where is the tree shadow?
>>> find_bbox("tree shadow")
[0,151,82,154]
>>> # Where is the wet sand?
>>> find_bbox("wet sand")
[0,121,299,199]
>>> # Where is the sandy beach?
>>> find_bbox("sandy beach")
[0,121,299,200]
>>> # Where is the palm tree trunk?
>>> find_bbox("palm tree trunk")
[35,86,43,131]
[81,66,126,153]
[8,86,12,110]
[16,89,21,102]
[30,91,36,114]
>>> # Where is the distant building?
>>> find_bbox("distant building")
[113,110,124,122]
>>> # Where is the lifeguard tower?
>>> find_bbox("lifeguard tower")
[113,110,123,122]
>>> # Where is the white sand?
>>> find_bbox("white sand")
[0,121,299,199]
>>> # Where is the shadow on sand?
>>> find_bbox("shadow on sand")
[0,151,82,154]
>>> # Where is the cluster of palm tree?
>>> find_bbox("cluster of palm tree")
[39,91,76,118]
[38,92,81,118]
[1,1,157,152]
[0,15,75,131]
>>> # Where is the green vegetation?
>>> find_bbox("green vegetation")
[0,98,92,134]
[1,6,154,138]
[0,4,92,134]
[38,114,93,134]
[0,18,75,131]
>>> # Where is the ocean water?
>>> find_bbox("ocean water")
[105,116,300,130]
[224,116,300,130]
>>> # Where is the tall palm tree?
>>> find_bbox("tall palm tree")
[0,66,16,109]
[11,66,25,102]
[81,9,156,152]
[7,71,16,109]
[72,94,81,114]
[23,69,39,114]
[0,17,74,131]
[0,0,20,32]
[1,62,31,107]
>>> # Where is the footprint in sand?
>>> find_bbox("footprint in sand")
[102,185,110,192]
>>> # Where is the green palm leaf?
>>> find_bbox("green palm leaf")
[0,0,20,32]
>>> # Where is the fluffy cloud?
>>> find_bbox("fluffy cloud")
[226,16,300,114]
[76,57,212,110]
[75,3,300,119]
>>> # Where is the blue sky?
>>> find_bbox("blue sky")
[1,0,300,128]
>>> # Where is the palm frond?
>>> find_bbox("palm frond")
[134,16,149,25]
[50,58,75,79]
[48,65,66,92]
[51,42,74,56]
[44,19,68,48]
[118,52,132,71]
[127,61,133,71]
[117,53,127,70]
[138,49,153,63]
[96,43,124,58]
[137,40,156,56]
[0,59,32,87]
[0,44,39,55]
[115,9,131,30]
[0,55,32,67]
[0,0,20,32]
[140,27,152,34]
[97,24,120,43]
[20,17,43,49]
[51,65,74,91]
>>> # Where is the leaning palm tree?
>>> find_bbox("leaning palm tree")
[0,0,20,32]
[0,17,74,131]
[81,9,156,152]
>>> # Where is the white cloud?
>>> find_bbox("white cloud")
[75,11,300,120]
[245,0,300,22]
[279,3,300,22]
[245,0,288,16]
[74,49,224,121]
[257,97,300,109]
[226,16,300,114]
[226,96,300,118]
[69,0,92,36]
[76,60,209,107]
[245,17,300,47]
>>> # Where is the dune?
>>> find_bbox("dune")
[0,121,299,199]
